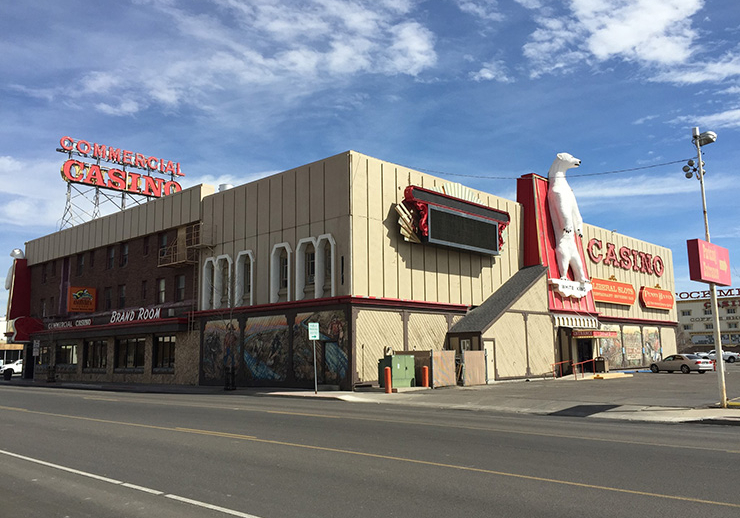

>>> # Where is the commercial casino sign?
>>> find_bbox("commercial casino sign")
[57,136,183,197]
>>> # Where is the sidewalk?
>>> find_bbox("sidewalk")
[4,373,739,425]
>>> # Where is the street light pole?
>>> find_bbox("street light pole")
[692,126,727,408]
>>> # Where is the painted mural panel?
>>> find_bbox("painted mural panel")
[243,315,289,381]
[643,326,661,364]
[622,325,643,367]
[294,311,348,385]
[202,319,239,382]
[599,324,623,368]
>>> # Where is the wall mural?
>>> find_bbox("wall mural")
[203,319,239,381]
[243,315,289,381]
[599,324,622,368]
[622,326,643,367]
[293,311,348,385]
[642,327,661,364]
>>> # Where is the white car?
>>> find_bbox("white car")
[0,359,23,375]
[707,350,740,363]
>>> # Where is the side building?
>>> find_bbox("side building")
[676,288,740,354]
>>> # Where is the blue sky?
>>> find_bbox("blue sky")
[2,0,740,315]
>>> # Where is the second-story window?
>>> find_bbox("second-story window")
[143,236,150,256]
[118,284,126,309]
[280,252,288,290]
[41,264,47,284]
[175,274,186,302]
[76,254,85,276]
[104,287,112,311]
[157,278,166,304]
[120,243,129,267]
[107,247,115,270]
[305,250,315,285]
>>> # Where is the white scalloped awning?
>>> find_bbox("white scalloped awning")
[554,315,599,329]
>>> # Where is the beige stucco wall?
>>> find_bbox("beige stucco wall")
[26,185,214,265]
[349,151,521,306]
[583,224,677,324]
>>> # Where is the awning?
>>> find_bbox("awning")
[554,315,599,329]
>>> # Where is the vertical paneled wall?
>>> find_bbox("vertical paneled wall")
[349,152,522,306]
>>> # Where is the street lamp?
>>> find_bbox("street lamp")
[684,126,727,408]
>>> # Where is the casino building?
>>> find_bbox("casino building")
[6,150,678,389]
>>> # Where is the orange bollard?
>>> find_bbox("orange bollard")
[422,366,429,387]
[384,366,392,394]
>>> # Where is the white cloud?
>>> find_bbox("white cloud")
[672,108,740,129]
[0,156,66,228]
[651,53,740,84]
[470,59,514,82]
[573,172,733,199]
[522,0,705,77]
[632,115,659,125]
[25,0,438,118]
[455,0,504,22]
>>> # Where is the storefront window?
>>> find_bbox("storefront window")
[115,337,146,370]
[56,344,78,366]
[84,339,107,370]
[153,335,175,371]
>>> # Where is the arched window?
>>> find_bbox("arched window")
[270,243,292,303]
[235,251,255,307]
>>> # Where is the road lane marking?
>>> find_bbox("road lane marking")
[165,494,262,518]
[0,448,263,518]
[1,406,739,510]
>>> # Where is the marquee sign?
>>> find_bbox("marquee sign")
[57,136,183,198]
[396,184,510,256]
[572,330,619,339]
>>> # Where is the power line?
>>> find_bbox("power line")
[406,158,694,180]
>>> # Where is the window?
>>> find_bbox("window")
[141,280,147,302]
[115,337,146,369]
[681,310,691,316]
[107,246,115,269]
[143,236,150,256]
[175,274,186,302]
[241,259,252,302]
[728,308,736,315]
[104,287,112,311]
[40,298,46,317]
[705,323,713,330]
[118,284,126,309]
[51,260,56,277]
[157,278,166,304]
[704,309,712,315]
[153,335,176,370]
[41,264,47,284]
[120,242,129,267]
[305,250,316,285]
[56,344,78,366]
[683,324,693,330]
[49,296,54,317]
[76,253,85,276]
[728,323,738,329]
[158,233,168,258]
[89,250,95,268]
[280,252,288,290]
[84,339,107,370]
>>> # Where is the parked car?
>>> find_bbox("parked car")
[0,359,23,376]
[650,354,713,374]
[706,350,740,363]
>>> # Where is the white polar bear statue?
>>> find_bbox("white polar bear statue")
[547,152,588,283]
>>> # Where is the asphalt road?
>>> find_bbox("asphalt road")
[0,385,739,518]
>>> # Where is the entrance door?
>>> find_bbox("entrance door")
[577,339,593,372]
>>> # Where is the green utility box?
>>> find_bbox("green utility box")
[378,355,416,388]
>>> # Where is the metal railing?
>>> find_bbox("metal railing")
[571,359,595,380]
